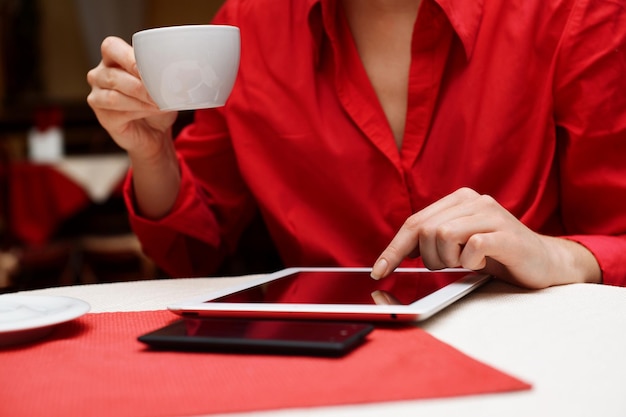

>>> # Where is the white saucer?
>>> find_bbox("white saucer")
[0,294,91,347]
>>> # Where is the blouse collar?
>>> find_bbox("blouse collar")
[306,0,483,64]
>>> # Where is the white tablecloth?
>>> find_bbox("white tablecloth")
[18,278,626,417]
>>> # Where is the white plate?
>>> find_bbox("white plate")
[0,294,91,347]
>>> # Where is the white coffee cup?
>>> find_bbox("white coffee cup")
[132,25,240,111]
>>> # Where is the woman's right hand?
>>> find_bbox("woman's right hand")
[87,36,182,220]
[86,36,178,161]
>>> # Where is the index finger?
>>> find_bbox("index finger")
[100,36,140,78]
[370,226,420,280]
[370,188,482,279]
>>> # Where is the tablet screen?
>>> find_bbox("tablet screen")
[210,270,466,305]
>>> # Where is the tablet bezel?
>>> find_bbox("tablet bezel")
[167,267,490,322]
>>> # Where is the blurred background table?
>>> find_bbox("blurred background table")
[7,154,128,245]
[12,277,626,417]
[0,153,159,291]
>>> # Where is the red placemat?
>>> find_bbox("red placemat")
[0,311,530,417]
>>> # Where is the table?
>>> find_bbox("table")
[52,154,129,203]
[6,155,128,245]
[15,277,626,417]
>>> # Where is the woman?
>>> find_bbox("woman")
[87,0,626,290]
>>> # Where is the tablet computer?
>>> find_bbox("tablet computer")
[169,267,490,322]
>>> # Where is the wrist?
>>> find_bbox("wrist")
[543,236,602,286]
[127,128,175,167]
[128,129,181,220]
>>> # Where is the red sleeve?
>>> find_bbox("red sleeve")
[125,107,256,278]
[554,0,626,286]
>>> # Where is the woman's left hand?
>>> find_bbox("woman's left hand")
[370,187,601,289]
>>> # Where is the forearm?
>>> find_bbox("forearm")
[129,133,181,220]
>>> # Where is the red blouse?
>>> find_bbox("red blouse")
[126,0,626,286]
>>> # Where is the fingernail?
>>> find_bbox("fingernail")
[371,258,388,280]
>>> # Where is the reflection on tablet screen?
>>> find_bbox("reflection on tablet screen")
[210,271,465,305]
